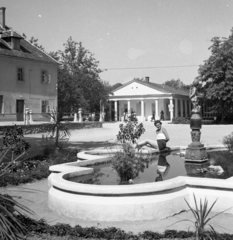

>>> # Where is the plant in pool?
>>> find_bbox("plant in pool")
[112,117,149,183]
[111,143,151,182]
[223,132,233,153]
[116,114,145,144]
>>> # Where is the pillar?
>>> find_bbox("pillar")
[114,101,118,121]
[78,108,82,123]
[169,98,174,121]
[186,100,189,117]
[109,101,112,121]
[127,100,130,113]
[73,113,77,122]
[155,99,159,120]
[25,108,29,125]
[141,100,144,121]
[175,99,178,118]
[180,99,184,117]
[29,110,33,123]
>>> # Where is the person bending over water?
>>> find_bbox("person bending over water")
[135,120,170,151]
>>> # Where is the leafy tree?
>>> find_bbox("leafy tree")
[54,37,110,115]
[196,28,233,123]
[164,78,190,90]
[22,34,45,52]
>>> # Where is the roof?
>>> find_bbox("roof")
[0,27,59,65]
[112,79,189,96]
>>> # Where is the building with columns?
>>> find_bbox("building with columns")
[108,77,191,122]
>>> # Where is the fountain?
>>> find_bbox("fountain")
[48,80,233,222]
[185,79,208,162]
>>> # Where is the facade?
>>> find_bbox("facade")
[0,7,59,121]
[109,77,191,122]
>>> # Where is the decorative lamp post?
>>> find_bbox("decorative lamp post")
[184,79,208,162]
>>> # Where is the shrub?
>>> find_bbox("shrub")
[110,143,151,182]
[223,132,233,152]
[116,117,145,144]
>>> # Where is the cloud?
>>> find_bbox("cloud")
[38,14,42,17]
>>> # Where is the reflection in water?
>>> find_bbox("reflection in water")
[155,151,171,182]
[68,150,232,185]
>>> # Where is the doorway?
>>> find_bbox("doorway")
[16,100,24,121]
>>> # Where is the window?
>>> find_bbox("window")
[41,100,49,113]
[0,95,3,114]
[41,70,50,83]
[17,68,24,81]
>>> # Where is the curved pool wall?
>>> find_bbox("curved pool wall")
[48,145,233,222]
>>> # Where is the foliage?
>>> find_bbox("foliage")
[172,117,215,125]
[168,194,232,240]
[0,126,30,178]
[52,37,111,115]
[0,145,78,187]
[111,143,151,182]
[164,78,190,90]
[1,126,30,163]
[0,126,33,240]
[14,214,233,239]
[44,110,71,148]
[117,116,145,144]
[0,194,33,240]
[196,28,233,123]
[223,132,233,153]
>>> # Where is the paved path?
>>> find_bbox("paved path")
[2,121,233,235]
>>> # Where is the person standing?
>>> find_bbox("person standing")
[160,110,165,121]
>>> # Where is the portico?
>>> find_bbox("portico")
[109,78,190,122]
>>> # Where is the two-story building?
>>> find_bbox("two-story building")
[0,7,59,122]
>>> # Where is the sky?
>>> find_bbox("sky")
[2,0,233,86]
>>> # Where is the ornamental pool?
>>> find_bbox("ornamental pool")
[68,150,232,185]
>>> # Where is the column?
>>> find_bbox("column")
[180,99,184,117]
[73,113,77,122]
[29,110,33,123]
[114,101,118,121]
[109,101,112,121]
[186,100,189,117]
[78,108,82,122]
[169,98,174,121]
[141,100,144,121]
[127,100,130,113]
[155,99,159,120]
[175,99,178,118]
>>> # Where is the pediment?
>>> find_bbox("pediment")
[113,82,166,96]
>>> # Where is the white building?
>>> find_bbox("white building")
[109,77,191,122]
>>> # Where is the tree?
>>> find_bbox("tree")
[196,28,233,123]
[22,34,45,52]
[55,37,110,115]
[163,78,190,90]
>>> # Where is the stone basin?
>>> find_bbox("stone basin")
[48,145,233,222]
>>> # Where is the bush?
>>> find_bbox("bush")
[172,117,215,125]
[223,132,233,152]
[110,143,151,182]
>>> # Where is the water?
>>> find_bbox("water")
[69,150,233,185]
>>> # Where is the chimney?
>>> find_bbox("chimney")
[0,7,6,29]
[145,76,149,83]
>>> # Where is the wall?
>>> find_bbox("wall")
[0,56,57,121]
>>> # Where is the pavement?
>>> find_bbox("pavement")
[1,121,233,235]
